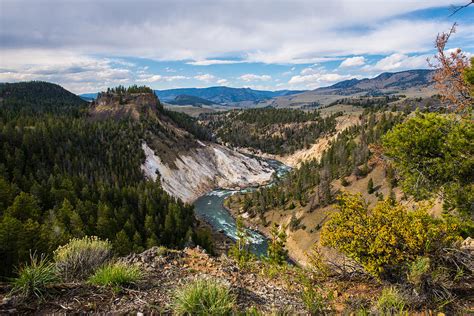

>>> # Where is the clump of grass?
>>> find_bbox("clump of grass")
[375,286,406,315]
[243,306,263,315]
[407,256,431,289]
[301,286,334,315]
[88,262,142,288]
[11,253,58,299]
[343,296,371,316]
[172,278,236,315]
[54,236,112,281]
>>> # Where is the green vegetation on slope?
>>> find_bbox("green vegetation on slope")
[199,108,340,155]
[0,81,86,115]
[231,110,403,218]
[172,279,236,315]
[162,108,214,141]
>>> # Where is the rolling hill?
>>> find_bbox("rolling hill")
[0,81,87,110]
[167,94,218,106]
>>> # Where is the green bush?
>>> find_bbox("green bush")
[172,278,236,315]
[11,253,58,299]
[88,262,142,287]
[382,112,473,216]
[54,236,112,281]
[375,287,406,315]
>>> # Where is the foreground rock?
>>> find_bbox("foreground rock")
[0,247,306,314]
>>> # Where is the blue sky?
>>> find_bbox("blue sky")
[0,0,473,93]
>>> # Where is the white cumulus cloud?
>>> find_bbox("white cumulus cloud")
[217,78,230,85]
[194,74,216,82]
[368,53,429,72]
[340,56,366,68]
[187,59,245,66]
[239,74,272,82]
[137,74,189,83]
[288,69,353,89]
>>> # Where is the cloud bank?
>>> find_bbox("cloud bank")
[0,0,472,92]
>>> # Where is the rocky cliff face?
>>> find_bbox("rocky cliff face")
[141,142,274,203]
[90,92,161,120]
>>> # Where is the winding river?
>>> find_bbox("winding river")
[193,159,291,257]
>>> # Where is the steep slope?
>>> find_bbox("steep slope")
[198,107,341,156]
[225,111,405,264]
[141,142,273,203]
[92,89,274,203]
[0,83,201,276]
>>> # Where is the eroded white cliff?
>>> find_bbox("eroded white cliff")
[141,142,274,203]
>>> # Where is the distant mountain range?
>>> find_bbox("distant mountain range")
[315,69,434,95]
[79,69,436,107]
[264,69,436,108]
[154,86,305,104]
[79,93,98,102]
[80,87,304,105]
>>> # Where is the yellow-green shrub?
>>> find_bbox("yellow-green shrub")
[321,193,461,279]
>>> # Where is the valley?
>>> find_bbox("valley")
[1,64,472,314]
[1,0,474,313]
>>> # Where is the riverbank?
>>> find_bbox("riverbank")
[195,218,234,255]
[222,199,302,266]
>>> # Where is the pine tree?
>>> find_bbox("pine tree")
[267,223,288,266]
[228,217,253,266]
[114,230,132,256]
[5,192,40,222]
[367,178,375,194]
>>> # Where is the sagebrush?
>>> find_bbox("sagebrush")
[54,236,112,280]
